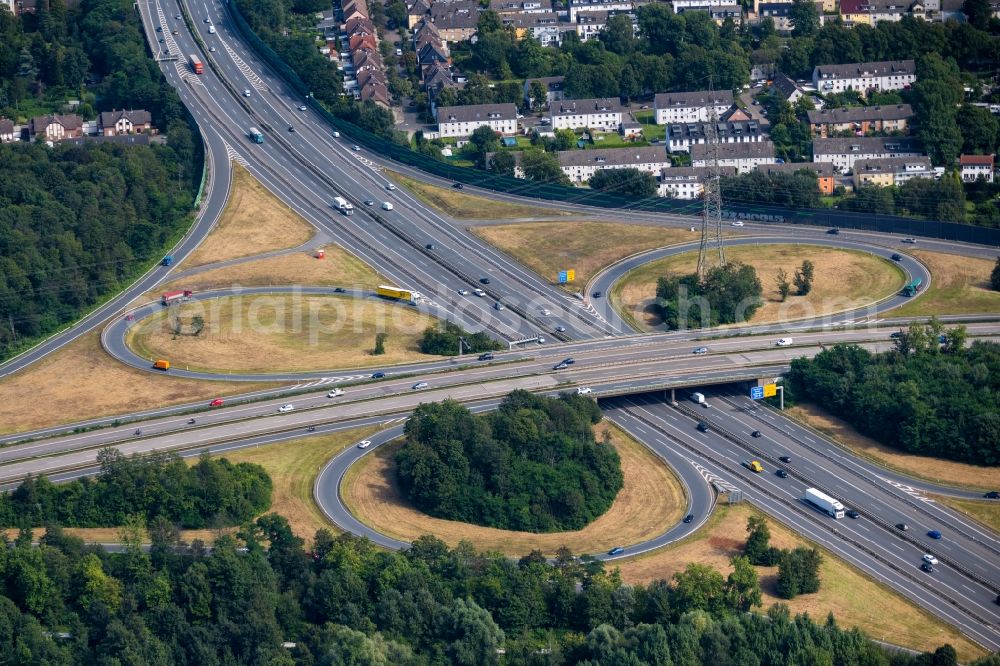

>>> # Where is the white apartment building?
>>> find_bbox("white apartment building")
[436,103,519,138]
[812,136,923,173]
[812,59,916,96]
[550,98,624,132]
[654,90,734,125]
[959,154,995,183]
[568,0,633,21]
[658,166,738,199]
[666,120,766,153]
[853,156,935,188]
[691,141,776,174]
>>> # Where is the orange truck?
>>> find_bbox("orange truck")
[153,359,170,371]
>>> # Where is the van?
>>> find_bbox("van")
[690,392,705,404]
[208,25,216,33]
[153,359,170,371]
[776,338,793,347]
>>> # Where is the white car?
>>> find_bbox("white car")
[473,288,486,297]
[357,440,372,449]
[327,388,344,398]
[577,387,592,395]
[731,220,744,227]
[541,308,551,316]
[332,131,340,138]
[412,382,428,390]
[776,338,793,347]
[922,553,939,565]
[457,288,470,296]
[278,404,294,413]
[298,105,308,111]
[243,89,251,97]
[352,145,361,151]
[385,183,396,191]
[208,46,216,52]
[381,201,393,211]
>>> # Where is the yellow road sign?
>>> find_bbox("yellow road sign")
[763,383,777,398]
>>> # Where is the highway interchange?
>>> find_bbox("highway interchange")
[0,0,998,652]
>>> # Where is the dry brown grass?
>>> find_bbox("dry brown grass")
[158,246,381,294]
[390,171,569,220]
[933,495,1000,534]
[473,221,702,287]
[218,426,379,543]
[340,423,686,556]
[786,403,1000,491]
[128,295,443,374]
[0,331,278,435]
[893,250,1000,317]
[616,504,985,662]
[3,527,230,544]
[613,245,904,330]
[183,165,314,269]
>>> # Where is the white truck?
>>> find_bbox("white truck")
[333,196,354,215]
[804,488,845,519]
[690,392,705,404]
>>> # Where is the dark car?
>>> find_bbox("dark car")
[779,455,792,463]
[890,331,903,339]
[896,523,909,531]
[334,287,346,293]
[846,510,860,519]
[921,562,934,573]
[608,546,625,556]
[776,469,788,478]
[478,352,494,361]
[425,243,435,250]
[891,253,903,261]
[480,277,491,284]
[683,514,694,524]
[697,422,709,432]
[592,291,602,298]
[751,430,762,438]
[288,126,296,132]
[452,182,464,189]
[928,529,942,539]
[984,491,999,499]
[371,371,385,379]
[827,228,840,235]
[562,357,575,365]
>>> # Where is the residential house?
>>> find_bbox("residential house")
[437,103,519,137]
[504,12,565,45]
[806,104,913,138]
[756,1,794,30]
[762,162,837,195]
[812,136,922,173]
[550,98,624,132]
[658,166,738,199]
[691,141,776,173]
[556,146,672,184]
[770,73,803,105]
[653,90,733,124]
[839,0,925,26]
[524,76,566,107]
[568,0,633,21]
[423,63,461,98]
[349,32,378,52]
[29,114,84,141]
[672,0,743,22]
[0,118,16,142]
[959,154,995,183]
[491,0,553,14]
[344,16,377,38]
[316,10,339,38]
[812,59,916,95]
[575,11,612,40]
[414,19,445,53]
[341,0,369,22]
[407,0,431,28]
[430,1,479,42]
[98,109,153,136]
[853,156,934,187]
[418,41,450,66]
[665,120,767,153]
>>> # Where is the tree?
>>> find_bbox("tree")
[957,105,999,155]
[588,168,657,198]
[992,257,1000,291]
[469,125,501,168]
[191,314,205,336]
[529,80,548,110]
[776,268,791,302]
[789,0,819,37]
[671,564,726,616]
[725,556,762,613]
[963,0,993,29]
[600,14,637,55]
[656,262,764,329]
[374,332,387,355]
[419,322,503,356]
[521,149,569,184]
[490,151,517,176]
[793,260,814,296]
[776,547,822,599]
[441,598,505,666]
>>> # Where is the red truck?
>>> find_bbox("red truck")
[190,54,203,75]
[161,289,193,306]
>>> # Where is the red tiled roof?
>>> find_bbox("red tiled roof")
[960,154,995,166]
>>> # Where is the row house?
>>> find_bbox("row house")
[358,69,392,107]
[665,120,766,153]
[959,154,995,183]
[437,103,518,137]
[755,1,793,30]
[415,19,448,57]
[430,1,480,43]
[340,0,391,109]
[568,0,634,21]
[812,136,923,173]
[691,140,776,174]
[812,59,916,96]
[342,0,369,22]
[658,166,738,199]
[574,11,637,41]
[653,90,733,125]
[839,0,925,26]
[98,109,153,136]
[29,114,83,141]
[761,162,837,195]
[770,73,804,105]
[0,118,17,142]
[853,156,935,188]
[524,76,566,107]
[504,12,567,46]
[407,0,431,28]
[557,146,672,183]
[490,0,554,14]
[806,104,913,138]
[550,98,624,132]
[672,0,743,23]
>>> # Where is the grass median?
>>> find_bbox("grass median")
[615,503,986,662]
[892,249,1000,317]
[388,170,569,219]
[340,422,686,556]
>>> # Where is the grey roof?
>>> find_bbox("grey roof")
[99,109,152,127]
[762,162,835,177]
[557,145,668,168]
[525,76,565,91]
[812,136,922,155]
[813,59,916,80]
[854,156,933,173]
[654,90,733,110]
[30,114,83,132]
[0,118,14,134]
[659,166,738,182]
[437,103,518,123]
[551,98,624,116]
[430,1,480,28]
[667,120,765,141]
[807,104,913,125]
[691,140,776,161]
[770,73,800,100]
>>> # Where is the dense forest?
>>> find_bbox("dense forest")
[787,324,1000,465]
[395,391,623,532]
[655,262,764,330]
[0,449,272,528]
[1,517,992,665]
[419,321,504,356]
[0,0,201,360]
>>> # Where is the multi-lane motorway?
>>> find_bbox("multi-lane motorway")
[1,0,999,652]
